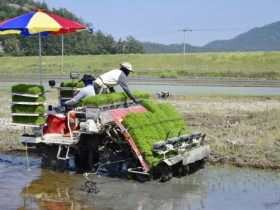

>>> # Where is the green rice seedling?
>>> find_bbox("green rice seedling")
[159,103,190,136]
[12,95,45,102]
[83,94,112,106]
[133,91,151,100]
[12,116,45,124]
[11,105,45,114]
[123,112,154,155]
[144,112,166,141]
[141,99,160,113]
[77,101,84,106]
[142,100,189,137]
[108,92,127,103]
[83,91,151,106]
[11,84,44,94]
[123,112,164,166]
[60,81,84,99]
[122,100,190,167]
[60,81,85,88]
[142,100,172,134]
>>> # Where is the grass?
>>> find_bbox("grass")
[0,51,280,79]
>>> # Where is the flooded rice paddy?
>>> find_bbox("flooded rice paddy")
[128,85,280,96]
[0,152,279,210]
[2,81,280,96]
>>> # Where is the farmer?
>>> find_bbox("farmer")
[63,73,96,106]
[93,62,140,103]
[62,74,96,135]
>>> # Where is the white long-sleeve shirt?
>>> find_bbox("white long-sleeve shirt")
[65,85,95,105]
[98,69,134,99]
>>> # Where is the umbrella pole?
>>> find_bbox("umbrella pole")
[62,34,64,71]
[39,33,43,86]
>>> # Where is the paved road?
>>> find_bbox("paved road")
[0,75,279,87]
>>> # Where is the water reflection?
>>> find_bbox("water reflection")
[1,153,280,210]
[0,153,41,210]
[19,170,209,210]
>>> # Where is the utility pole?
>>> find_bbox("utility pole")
[122,44,126,54]
[181,26,192,71]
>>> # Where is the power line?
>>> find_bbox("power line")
[119,27,252,38]
[191,28,251,32]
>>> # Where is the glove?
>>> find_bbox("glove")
[61,101,67,106]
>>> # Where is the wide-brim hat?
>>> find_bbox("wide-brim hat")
[120,62,133,72]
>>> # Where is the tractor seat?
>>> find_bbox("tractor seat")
[75,112,86,122]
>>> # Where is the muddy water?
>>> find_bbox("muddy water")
[0,152,280,210]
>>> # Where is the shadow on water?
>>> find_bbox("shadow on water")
[0,152,280,210]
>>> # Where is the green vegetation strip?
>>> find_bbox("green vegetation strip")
[122,100,190,167]
[60,81,85,88]
[60,81,85,98]
[11,84,46,124]
[83,91,151,106]
[12,116,45,125]
[12,95,45,102]
[11,84,44,94]
[11,105,45,114]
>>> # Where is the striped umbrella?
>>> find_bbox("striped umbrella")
[0,9,91,85]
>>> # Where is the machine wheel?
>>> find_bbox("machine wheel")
[41,146,69,172]
[75,134,101,172]
[181,164,190,176]
[159,164,173,182]
[189,159,206,174]
[135,173,153,182]
[172,162,184,177]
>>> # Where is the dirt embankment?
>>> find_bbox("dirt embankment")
[164,95,280,169]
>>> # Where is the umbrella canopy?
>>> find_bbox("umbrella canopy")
[0,9,89,85]
[0,8,86,36]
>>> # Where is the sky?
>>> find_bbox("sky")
[37,0,280,46]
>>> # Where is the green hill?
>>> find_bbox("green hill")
[204,22,280,52]
[143,21,280,53]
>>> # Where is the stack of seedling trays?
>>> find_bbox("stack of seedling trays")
[11,84,46,127]
[60,81,85,106]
